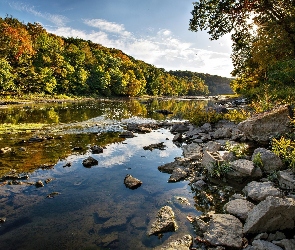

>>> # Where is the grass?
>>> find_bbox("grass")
[0,123,49,134]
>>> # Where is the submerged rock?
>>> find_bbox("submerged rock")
[143,142,166,151]
[148,206,178,236]
[119,131,135,138]
[155,235,193,250]
[124,174,142,189]
[82,156,98,168]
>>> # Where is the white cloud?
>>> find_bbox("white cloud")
[83,19,131,37]
[9,1,68,26]
[48,20,233,77]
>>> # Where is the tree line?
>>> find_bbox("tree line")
[189,0,295,102]
[0,16,211,97]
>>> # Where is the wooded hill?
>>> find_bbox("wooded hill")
[0,16,233,97]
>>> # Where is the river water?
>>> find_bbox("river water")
[0,98,227,249]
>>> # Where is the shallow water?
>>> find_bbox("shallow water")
[0,98,230,249]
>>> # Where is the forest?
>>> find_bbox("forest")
[0,16,221,98]
[190,0,295,104]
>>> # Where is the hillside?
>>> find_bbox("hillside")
[169,70,234,95]
[0,16,232,97]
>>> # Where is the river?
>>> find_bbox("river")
[0,97,228,249]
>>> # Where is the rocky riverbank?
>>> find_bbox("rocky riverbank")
[125,105,295,249]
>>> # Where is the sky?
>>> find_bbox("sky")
[0,0,233,77]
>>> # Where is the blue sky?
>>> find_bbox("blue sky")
[0,0,233,77]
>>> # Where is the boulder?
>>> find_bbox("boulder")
[155,235,193,250]
[212,127,232,139]
[82,156,98,168]
[277,170,295,190]
[158,158,191,174]
[238,105,292,143]
[148,206,178,236]
[224,199,255,221]
[252,240,283,250]
[203,141,222,152]
[243,181,282,201]
[182,143,203,160]
[251,148,283,173]
[124,174,142,189]
[119,131,135,138]
[227,159,262,179]
[198,213,243,248]
[170,123,189,133]
[244,196,295,234]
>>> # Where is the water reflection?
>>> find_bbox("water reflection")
[0,98,232,249]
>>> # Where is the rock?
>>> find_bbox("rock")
[155,235,193,250]
[90,145,103,154]
[267,231,286,241]
[278,170,295,190]
[273,239,295,250]
[203,141,222,152]
[0,147,12,154]
[124,174,142,189]
[172,133,182,142]
[224,199,255,221]
[200,123,212,132]
[28,136,45,142]
[182,143,203,160]
[244,196,295,234]
[227,159,262,180]
[0,217,6,223]
[201,151,224,174]
[243,181,282,201]
[82,156,98,168]
[252,148,283,173]
[143,142,166,151]
[168,167,190,182]
[238,105,292,143]
[35,180,44,187]
[212,127,232,139]
[252,240,283,250]
[148,206,178,236]
[158,158,190,174]
[119,131,135,138]
[198,213,243,248]
[170,123,189,133]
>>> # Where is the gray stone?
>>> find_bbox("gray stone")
[252,148,283,173]
[124,174,142,189]
[203,141,222,152]
[267,231,286,241]
[158,158,190,174]
[252,240,283,250]
[243,181,282,201]
[202,214,243,248]
[155,235,193,250]
[182,143,203,160]
[244,196,295,234]
[172,133,182,142]
[278,170,295,190]
[228,159,262,179]
[212,127,232,139]
[168,167,190,182]
[148,206,178,236]
[82,156,98,168]
[201,150,224,174]
[273,239,295,250]
[224,199,255,220]
[238,105,292,143]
